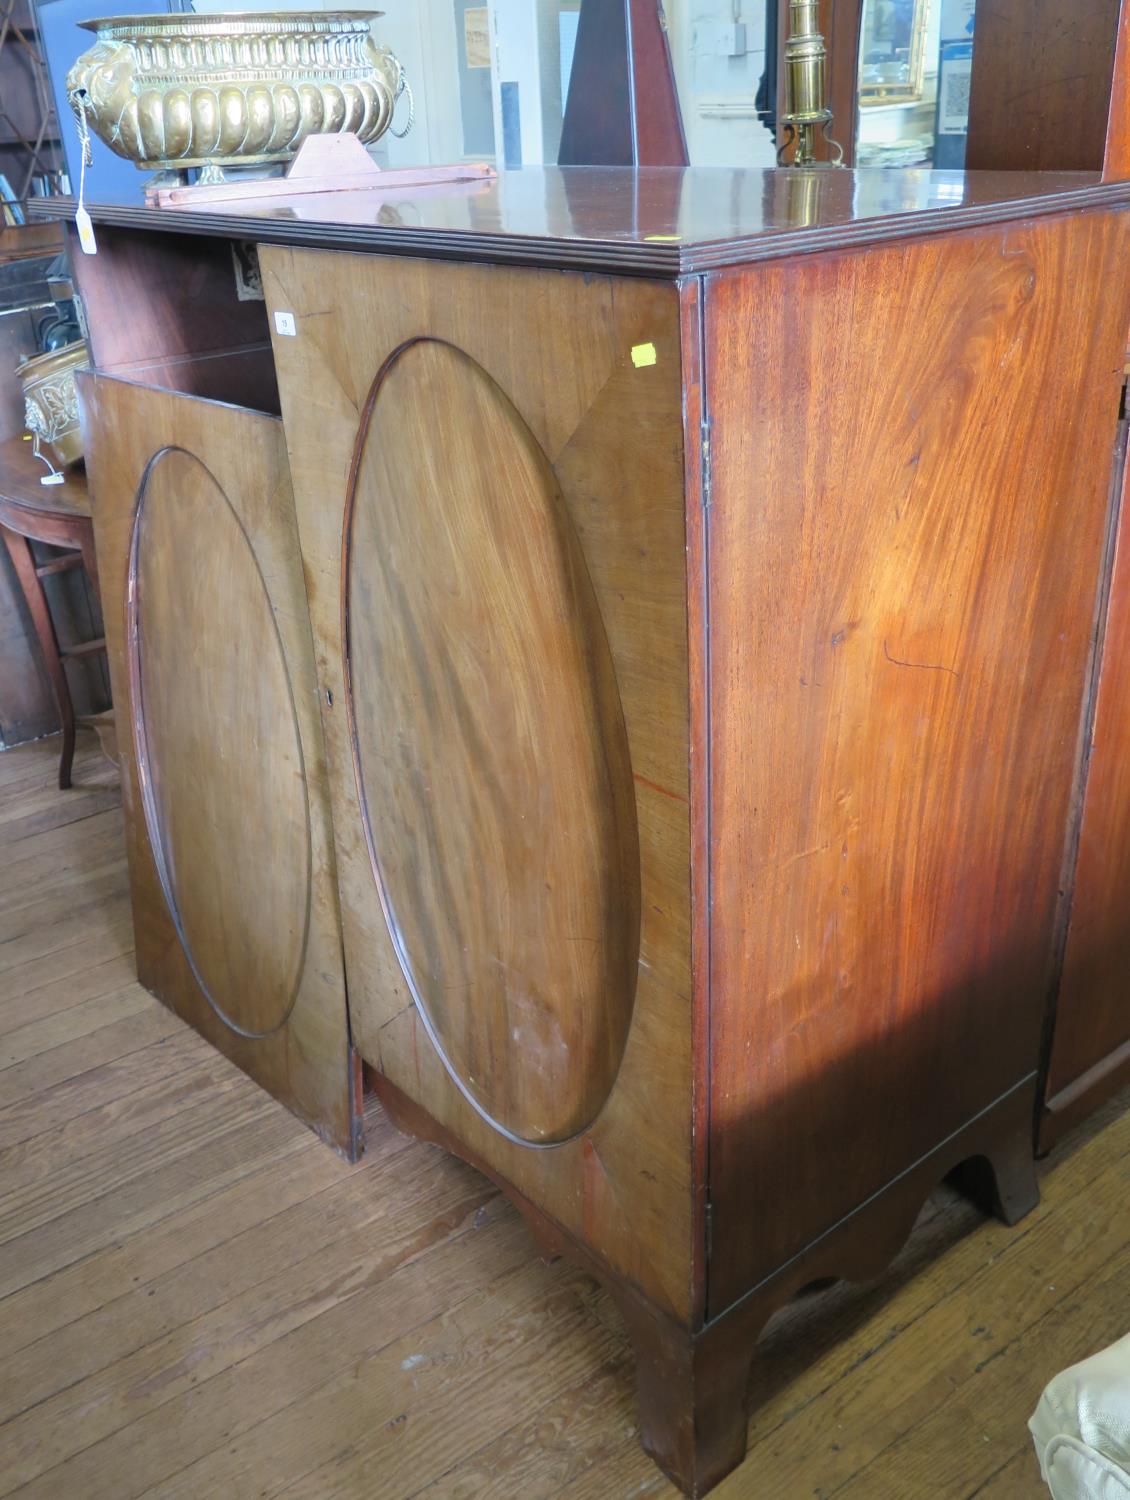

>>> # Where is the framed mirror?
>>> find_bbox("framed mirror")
[859,0,930,106]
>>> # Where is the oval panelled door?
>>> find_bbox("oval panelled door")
[129,446,312,1038]
[345,339,641,1145]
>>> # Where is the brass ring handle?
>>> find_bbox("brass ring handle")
[390,65,415,140]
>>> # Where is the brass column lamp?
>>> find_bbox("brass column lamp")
[777,0,844,166]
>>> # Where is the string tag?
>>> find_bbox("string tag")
[72,91,97,255]
[76,206,96,256]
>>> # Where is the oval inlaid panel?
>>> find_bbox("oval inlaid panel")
[129,447,311,1037]
[346,340,641,1144]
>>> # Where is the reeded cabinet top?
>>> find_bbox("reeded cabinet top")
[36,165,1130,274]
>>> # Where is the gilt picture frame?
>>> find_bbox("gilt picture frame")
[858,0,931,107]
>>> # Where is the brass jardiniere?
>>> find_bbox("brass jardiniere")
[66,11,406,176]
[17,340,90,470]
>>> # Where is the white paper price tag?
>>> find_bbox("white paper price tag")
[73,92,97,255]
[75,205,97,256]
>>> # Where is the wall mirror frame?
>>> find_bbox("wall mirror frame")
[858,0,931,107]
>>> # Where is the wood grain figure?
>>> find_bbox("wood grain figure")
[344,337,640,1144]
[703,213,1130,1312]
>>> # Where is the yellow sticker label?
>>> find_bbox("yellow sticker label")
[631,342,657,369]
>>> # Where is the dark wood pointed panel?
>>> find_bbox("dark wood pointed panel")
[557,0,687,167]
[130,447,310,1038]
[345,338,641,1144]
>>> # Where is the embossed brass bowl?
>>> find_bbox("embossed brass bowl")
[17,340,90,469]
[66,11,404,175]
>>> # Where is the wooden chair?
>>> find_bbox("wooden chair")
[0,434,107,788]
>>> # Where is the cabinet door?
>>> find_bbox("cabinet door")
[78,373,361,1158]
[1043,424,1130,1147]
[261,247,695,1320]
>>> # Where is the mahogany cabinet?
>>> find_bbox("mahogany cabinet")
[51,166,1130,1496]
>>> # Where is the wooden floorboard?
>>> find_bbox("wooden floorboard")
[2,732,1129,1498]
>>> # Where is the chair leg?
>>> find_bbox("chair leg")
[1,525,76,789]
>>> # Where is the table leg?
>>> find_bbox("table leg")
[1,524,76,788]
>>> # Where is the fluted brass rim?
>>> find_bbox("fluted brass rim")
[16,340,89,383]
[78,11,385,34]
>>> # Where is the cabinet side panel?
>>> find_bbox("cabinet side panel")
[1044,432,1130,1125]
[705,210,1130,1312]
[261,249,695,1320]
[77,373,359,1157]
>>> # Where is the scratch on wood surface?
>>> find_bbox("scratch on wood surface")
[882,640,961,679]
[632,772,688,804]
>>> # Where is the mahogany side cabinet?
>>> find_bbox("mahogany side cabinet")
[48,165,1130,1496]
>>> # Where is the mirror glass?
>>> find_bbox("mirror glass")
[198,0,778,171]
[856,0,977,167]
[49,0,990,187]
[665,0,778,167]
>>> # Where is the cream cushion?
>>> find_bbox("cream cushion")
[1031,1333,1130,1499]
